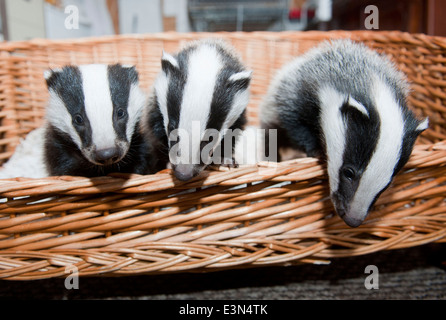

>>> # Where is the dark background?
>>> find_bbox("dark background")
[1,242,444,300]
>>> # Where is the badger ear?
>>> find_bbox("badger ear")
[43,70,53,80]
[416,117,429,132]
[228,70,252,89]
[229,70,252,82]
[161,50,179,74]
[347,96,369,118]
[122,64,139,83]
[43,68,63,87]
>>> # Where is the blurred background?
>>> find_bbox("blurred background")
[0,0,444,42]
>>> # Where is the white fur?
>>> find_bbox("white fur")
[229,70,252,82]
[319,86,348,193]
[177,44,222,164]
[417,117,429,132]
[349,77,405,221]
[126,83,146,140]
[79,64,116,150]
[234,126,263,165]
[43,70,52,80]
[154,71,170,132]
[162,50,179,69]
[0,127,48,178]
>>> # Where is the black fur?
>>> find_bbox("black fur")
[44,123,153,177]
[206,67,249,132]
[163,54,187,137]
[146,94,170,173]
[107,64,138,142]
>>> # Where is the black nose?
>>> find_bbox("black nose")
[173,164,198,181]
[342,215,363,228]
[94,147,120,165]
[335,206,363,227]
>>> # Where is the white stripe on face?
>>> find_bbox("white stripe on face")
[319,86,348,193]
[126,83,146,141]
[79,64,116,150]
[348,77,405,221]
[221,88,250,133]
[154,71,170,132]
[177,44,222,164]
[46,89,82,148]
[221,70,251,133]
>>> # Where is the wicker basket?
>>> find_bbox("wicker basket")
[0,31,445,280]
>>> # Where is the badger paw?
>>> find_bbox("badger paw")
[220,157,239,169]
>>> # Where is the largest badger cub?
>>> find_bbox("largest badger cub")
[44,63,153,177]
[260,39,428,227]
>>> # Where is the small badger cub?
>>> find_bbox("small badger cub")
[143,39,252,181]
[260,39,428,227]
[44,63,153,177]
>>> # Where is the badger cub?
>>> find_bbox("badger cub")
[44,63,153,177]
[260,39,428,227]
[143,39,252,181]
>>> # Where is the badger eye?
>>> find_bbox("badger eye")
[342,167,356,181]
[117,109,126,119]
[74,114,84,125]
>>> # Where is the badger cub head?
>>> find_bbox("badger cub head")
[44,64,145,168]
[321,82,428,228]
[153,39,252,181]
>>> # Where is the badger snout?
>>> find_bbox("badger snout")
[336,208,363,228]
[93,147,122,166]
[331,192,366,228]
[172,164,202,181]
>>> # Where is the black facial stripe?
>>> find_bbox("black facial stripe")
[166,53,187,136]
[47,66,93,148]
[108,64,134,142]
[343,103,380,168]
[393,141,410,176]
[337,103,380,202]
[206,68,248,132]
[393,112,420,176]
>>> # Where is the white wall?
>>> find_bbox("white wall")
[5,0,46,41]
[164,0,191,32]
[118,0,163,34]
[44,0,114,39]
[13,0,190,40]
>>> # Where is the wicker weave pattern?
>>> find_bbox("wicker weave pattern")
[0,31,445,280]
